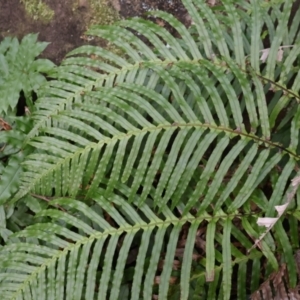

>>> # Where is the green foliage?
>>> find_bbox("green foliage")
[0,0,300,299]
[0,34,55,205]
[0,34,55,249]
[0,33,55,114]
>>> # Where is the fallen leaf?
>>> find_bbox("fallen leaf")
[257,217,277,228]
[260,47,284,63]
[260,48,270,63]
[0,118,12,130]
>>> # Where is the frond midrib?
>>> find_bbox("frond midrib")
[24,57,191,146]
[25,51,300,153]
[23,46,300,150]
[23,52,252,146]
[9,212,205,299]
[16,122,298,202]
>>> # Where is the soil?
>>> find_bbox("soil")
[0,0,88,64]
[0,0,190,65]
[116,0,189,25]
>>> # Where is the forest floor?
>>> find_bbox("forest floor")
[0,0,190,64]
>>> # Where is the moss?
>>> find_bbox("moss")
[20,0,54,23]
[21,0,120,27]
[88,0,121,26]
[105,42,125,59]
[76,0,124,59]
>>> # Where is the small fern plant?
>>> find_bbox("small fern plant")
[0,33,55,114]
[0,34,55,226]
[0,0,300,299]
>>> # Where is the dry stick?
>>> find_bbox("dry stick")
[31,193,67,212]
[248,175,300,253]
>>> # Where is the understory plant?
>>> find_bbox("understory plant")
[0,34,55,241]
[0,0,300,299]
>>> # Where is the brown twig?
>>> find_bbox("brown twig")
[248,175,300,253]
[31,194,67,212]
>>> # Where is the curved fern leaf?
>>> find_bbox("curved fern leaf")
[1,0,300,299]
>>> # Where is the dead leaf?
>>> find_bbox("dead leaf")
[277,48,283,62]
[257,217,277,228]
[249,175,300,252]
[0,118,12,130]
[275,203,289,215]
[292,176,300,186]
[206,270,215,282]
[260,47,285,63]
[260,48,270,63]
[154,276,177,285]
[207,0,217,6]
[156,19,165,27]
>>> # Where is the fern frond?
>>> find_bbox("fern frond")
[0,195,227,300]
[1,0,300,298]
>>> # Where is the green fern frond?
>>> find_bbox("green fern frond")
[0,195,230,300]
[1,0,300,299]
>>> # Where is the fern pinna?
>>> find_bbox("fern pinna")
[0,0,300,299]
